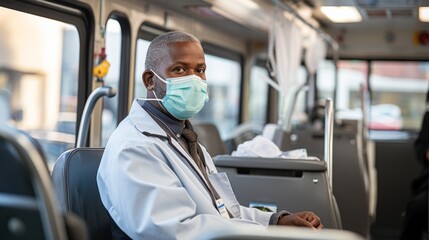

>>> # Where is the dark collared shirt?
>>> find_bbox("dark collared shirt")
[142,101,195,158]
[142,101,185,140]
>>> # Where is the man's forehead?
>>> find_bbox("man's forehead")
[168,41,202,49]
[167,42,205,59]
[156,41,205,71]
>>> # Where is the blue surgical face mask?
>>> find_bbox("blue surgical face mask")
[150,70,209,120]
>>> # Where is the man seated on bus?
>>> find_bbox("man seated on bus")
[97,31,323,239]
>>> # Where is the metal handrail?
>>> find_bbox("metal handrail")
[76,86,116,148]
[285,83,310,132]
[360,84,370,143]
[0,125,67,240]
[324,98,334,190]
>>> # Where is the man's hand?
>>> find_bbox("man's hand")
[278,211,323,230]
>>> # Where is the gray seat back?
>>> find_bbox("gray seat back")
[331,132,370,237]
[0,137,45,240]
[52,148,110,240]
[224,123,263,154]
[193,122,228,157]
[214,155,342,229]
[0,126,86,240]
[280,121,371,237]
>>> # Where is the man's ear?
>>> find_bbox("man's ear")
[142,70,155,91]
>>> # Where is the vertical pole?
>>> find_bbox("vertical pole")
[324,98,334,190]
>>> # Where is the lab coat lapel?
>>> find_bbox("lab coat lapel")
[131,99,214,198]
[169,137,212,188]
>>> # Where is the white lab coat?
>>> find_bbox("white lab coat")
[97,99,273,240]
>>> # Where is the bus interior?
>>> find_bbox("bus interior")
[0,0,428,239]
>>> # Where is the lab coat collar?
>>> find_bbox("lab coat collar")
[142,101,186,137]
[130,99,210,190]
[168,138,216,204]
[130,99,167,137]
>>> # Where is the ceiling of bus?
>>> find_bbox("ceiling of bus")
[144,0,428,41]
[311,0,428,29]
[143,0,268,41]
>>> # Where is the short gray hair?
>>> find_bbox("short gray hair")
[145,31,201,71]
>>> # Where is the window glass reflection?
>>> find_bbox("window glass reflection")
[192,54,241,139]
[370,61,429,130]
[0,6,80,168]
[102,19,122,146]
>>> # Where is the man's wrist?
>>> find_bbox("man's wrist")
[269,210,291,225]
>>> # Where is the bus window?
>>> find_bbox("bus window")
[192,54,241,139]
[290,66,308,126]
[316,60,336,101]
[317,60,368,117]
[248,64,269,126]
[102,19,121,146]
[0,6,80,167]
[134,23,169,98]
[338,61,368,111]
[134,39,150,98]
[369,61,429,130]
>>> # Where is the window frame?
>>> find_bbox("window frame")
[0,0,95,144]
[318,57,429,132]
[106,11,131,124]
[201,42,245,124]
[252,58,271,124]
[137,21,171,40]
[133,22,171,99]
[368,59,429,131]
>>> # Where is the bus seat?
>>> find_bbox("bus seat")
[0,137,39,195]
[279,121,371,238]
[52,148,111,240]
[224,123,263,154]
[0,127,87,240]
[193,122,228,157]
[281,129,324,160]
[332,132,370,237]
[214,155,342,229]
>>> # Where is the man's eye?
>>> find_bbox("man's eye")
[197,68,206,74]
[173,67,186,73]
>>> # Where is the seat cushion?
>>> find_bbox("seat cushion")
[52,148,111,240]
